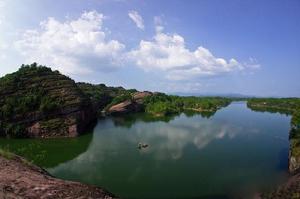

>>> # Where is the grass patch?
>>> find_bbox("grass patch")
[0,148,14,159]
[20,157,33,167]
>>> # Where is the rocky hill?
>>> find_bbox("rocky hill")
[0,63,96,138]
[0,64,153,138]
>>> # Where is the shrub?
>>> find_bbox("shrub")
[40,97,59,113]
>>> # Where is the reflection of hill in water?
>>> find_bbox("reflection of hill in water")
[0,132,93,168]
[47,113,243,198]
[184,110,217,118]
[247,104,292,116]
[111,110,217,128]
[46,102,291,199]
[0,111,218,169]
[0,102,292,199]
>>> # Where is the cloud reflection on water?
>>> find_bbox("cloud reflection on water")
[48,113,245,177]
[46,103,291,199]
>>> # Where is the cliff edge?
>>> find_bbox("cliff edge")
[0,151,118,199]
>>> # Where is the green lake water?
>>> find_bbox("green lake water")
[0,102,292,199]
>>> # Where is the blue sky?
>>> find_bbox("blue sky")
[0,0,299,97]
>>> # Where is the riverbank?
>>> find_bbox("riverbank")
[247,98,300,198]
[0,150,118,199]
[247,99,300,173]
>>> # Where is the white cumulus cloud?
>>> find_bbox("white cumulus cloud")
[128,26,245,80]
[15,11,126,76]
[128,10,144,30]
[13,11,259,82]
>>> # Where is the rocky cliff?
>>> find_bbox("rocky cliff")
[106,91,153,115]
[0,151,118,199]
[0,63,96,138]
[289,124,300,174]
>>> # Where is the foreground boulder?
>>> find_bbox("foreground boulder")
[0,152,118,199]
[0,64,96,138]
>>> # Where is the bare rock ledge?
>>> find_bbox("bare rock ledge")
[0,153,119,199]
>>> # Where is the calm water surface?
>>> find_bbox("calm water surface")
[0,102,292,199]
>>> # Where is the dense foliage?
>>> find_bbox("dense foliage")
[0,64,62,117]
[77,82,134,101]
[143,93,231,116]
[77,82,137,111]
[247,98,300,127]
[0,63,90,137]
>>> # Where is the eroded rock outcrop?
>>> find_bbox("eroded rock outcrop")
[0,153,118,199]
[107,100,142,115]
[0,64,96,138]
[289,154,300,174]
[107,91,153,115]
[289,127,300,174]
[133,91,152,104]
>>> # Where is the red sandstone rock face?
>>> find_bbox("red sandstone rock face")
[108,100,141,115]
[107,91,153,115]
[0,154,118,199]
[27,122,41,137]
[106,91,153,115]
[68,124,78,137]
[24,107,95,138]
[133,91,152,104]
[289,151,300,174]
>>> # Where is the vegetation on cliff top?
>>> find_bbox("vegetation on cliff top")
[77,82,137,112]
[0,63,93,138]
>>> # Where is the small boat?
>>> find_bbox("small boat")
[138,142,149,149]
